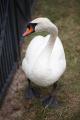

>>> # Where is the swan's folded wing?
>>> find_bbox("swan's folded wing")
[25,36,48,64]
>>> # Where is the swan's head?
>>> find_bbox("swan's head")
[23,17,58,36]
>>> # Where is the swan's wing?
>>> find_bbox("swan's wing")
[51,37,65,59]
[25,35,48,63]
[50,37,66,78]
[22,35,49,76]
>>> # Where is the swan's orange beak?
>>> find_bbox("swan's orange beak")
[23,26,34,37]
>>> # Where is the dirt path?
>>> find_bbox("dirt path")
[0,68,27,120]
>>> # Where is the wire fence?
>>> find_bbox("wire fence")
[0,0,33,106]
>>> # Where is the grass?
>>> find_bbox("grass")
[22,0,80,120]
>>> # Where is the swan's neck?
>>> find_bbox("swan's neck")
[37,23,58,60]
[40,26,58,59]
[47,24,58,49]
[47,34,56,48]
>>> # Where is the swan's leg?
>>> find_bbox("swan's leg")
[42,82,58,108]
[25,79,40,99]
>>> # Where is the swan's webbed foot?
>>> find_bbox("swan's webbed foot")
[25,79,40,99]
[25,87,40,99]
[42,82,58,108]
[42,95,58,108]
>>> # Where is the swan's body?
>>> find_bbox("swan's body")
[22,18,66,87]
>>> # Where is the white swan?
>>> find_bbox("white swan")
[22,18,66,107]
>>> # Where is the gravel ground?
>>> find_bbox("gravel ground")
[0,67,28,120]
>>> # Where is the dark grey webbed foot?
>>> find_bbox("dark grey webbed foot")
[42,95,58,108]
[42,82,58,108]
[25,87,40,99]
[25,79,41,99]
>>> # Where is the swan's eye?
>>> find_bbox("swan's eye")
[27,23,37,31]
[23,23,37,37]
